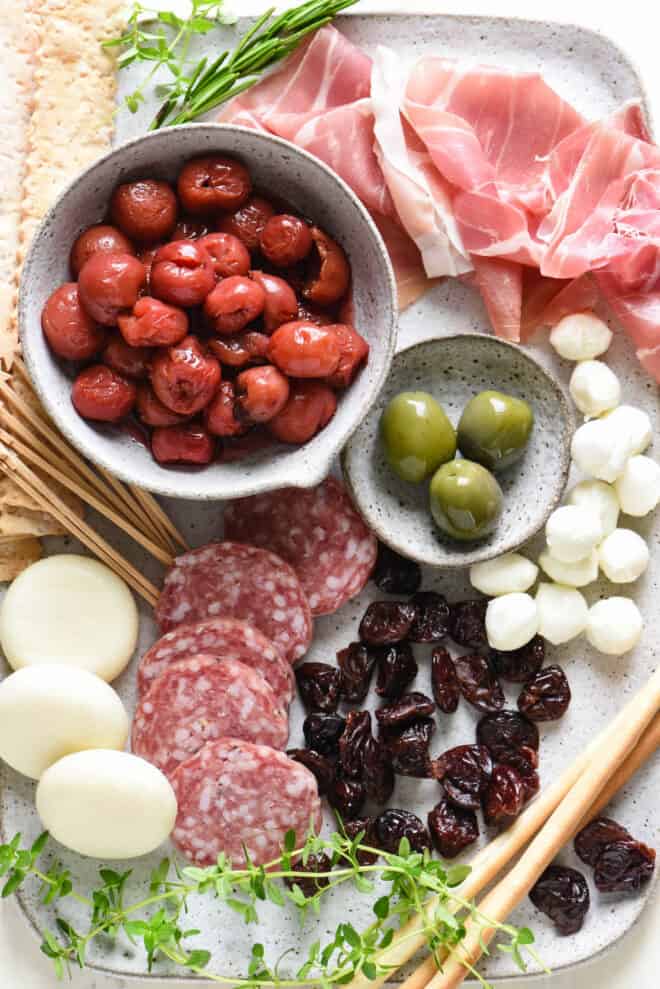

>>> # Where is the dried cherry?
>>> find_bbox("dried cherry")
[375,692,435,732]
[343,818,380,864]
[517,665,571,722]
[448,599,489,649]
[529,865,590,935]
[409,591,451,643]
[593,839,656,892]
[303,713,346,757]
[337,642,377,703]
[454,654,505,713]
[359,601,417,645]
[431,648,460,714]
[372,543,421,595]
[374,809,430,854]
[375,643,418,700]
[295,662,341,712]
[428,796,479,859]
[363,737,395,805]
[502,746,540,803]
[285,852,332,897]
[483,764,525,828]
[476,710,539,762]
[490,636,545,683]
[574,817,632,867]
[338,710,371,780]
[287,749,335,796]
[384,719,435,778]
[430,745,492,811]
[327,778,366,821]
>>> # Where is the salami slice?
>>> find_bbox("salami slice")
[155,542,313,662]
[223,477,377,616]
[170,738,322,866]
[137,617,294,708]
[132,656,288,778]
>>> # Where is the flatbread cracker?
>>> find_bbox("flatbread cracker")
[0,536,42,581]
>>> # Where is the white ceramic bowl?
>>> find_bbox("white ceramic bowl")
[19,124,397,500]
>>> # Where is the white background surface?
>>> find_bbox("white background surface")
[1,0,658,986]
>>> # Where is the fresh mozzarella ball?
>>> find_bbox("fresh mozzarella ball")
[598,528,650,584]
[545,505,602,563]
[535,583,588,645]
[470,553,538,596]
[604,405,652,455]
[538,548,599,588]
[0,666,128,780]
[36,750,177,859]
[569,360,621,418]
[586,597,643,655]
[549,311,613,361]
[570,418,635,482]
[615,456,660,517]
[0,555,138,682]
[485,593,538,651]
[566,480,620,538]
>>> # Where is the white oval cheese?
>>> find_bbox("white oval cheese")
[545,505,601,563]
[36,750,177,859]
[0,666,128,780]
[604,406,652,456]
[538,548,599,588]
[598,529,650,584]
[615,456,660,517]
[469,553,538,597]
[566,480,620,538]
[586,598,643,656]
[535,583,588,645]
[571,418,634,483]
[485,593,538,651]
[569,360,621,418]
[549,312,613,361]
[0,555,138,682]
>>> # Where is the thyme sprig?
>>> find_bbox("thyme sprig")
[104,0,359,130]
[0,826,545,986]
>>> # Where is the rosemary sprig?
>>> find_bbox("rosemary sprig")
[0,827,545,987]
[104,0,360,130]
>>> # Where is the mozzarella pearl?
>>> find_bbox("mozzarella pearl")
[470,553,538,597]
[566,480,620,537]
[549,311,613,361]
[586,597,643,655]
[0,554,138,682]
[571,418,635,482]
[535,583,588,645]
[546,505,602,563]
[614,455,660,517]
[604,405,652,455]
[598,528,650,584]
[0,666,128,780]
[36,750,177,859]
[485,593,539,651]
[538,547,599,588]
[569,360,621,418]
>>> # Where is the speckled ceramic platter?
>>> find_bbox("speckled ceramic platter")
[2,9,659,987]
[342,334,574,568]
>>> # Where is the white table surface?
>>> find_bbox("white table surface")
[2,0,658,986]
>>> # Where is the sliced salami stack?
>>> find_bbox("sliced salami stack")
[131,655,289,778]
[156,542,312,663]
[170,738,322,866]
[137,617,294,709]
[223,477,377,616]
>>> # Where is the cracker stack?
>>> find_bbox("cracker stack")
[0,0,124,578]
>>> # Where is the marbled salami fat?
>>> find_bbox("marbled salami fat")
[170,738,322,866]
[223,478,377,616]
[155,542,313,663]
[132,655,288,778]
[137,617,294,708]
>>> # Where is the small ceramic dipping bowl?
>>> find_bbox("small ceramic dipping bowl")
[19,124,396,501]
[342,333,574,568]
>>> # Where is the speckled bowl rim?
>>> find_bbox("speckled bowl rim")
[18,123,397,501]
[342,333,573,569]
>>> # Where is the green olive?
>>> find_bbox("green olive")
[380,391,456,483]
[457,390,534,471]
[429,459,503,541]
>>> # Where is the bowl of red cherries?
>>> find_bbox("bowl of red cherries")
[20,124,396,500]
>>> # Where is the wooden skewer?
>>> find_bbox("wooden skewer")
[0,429,174,567]
[425,666,660,989]
[96,464,174,551]
[130,484,187,552]
[399,712,660,989]
[0,449,159,606]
